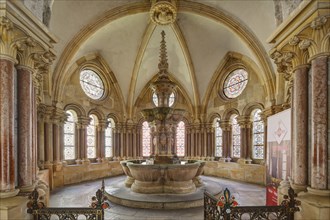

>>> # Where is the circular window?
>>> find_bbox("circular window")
[223,69,248,98]
[79,69,105,100]
[152,92,175,107]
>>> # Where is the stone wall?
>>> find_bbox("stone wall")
[204,161,266,185]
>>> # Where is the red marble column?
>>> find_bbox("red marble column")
[220,121,231,158]
[311,56,328,190]
[0,58,19,198]
[16,66,34,192]
[37,112,45,168]
[292,65,309,189]
[44,117,53,165]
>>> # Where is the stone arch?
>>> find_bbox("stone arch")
[64,103,86,118]
[242,102,265,117]
[52,1,275,120]
[222,108,240,121]
[87,108,105,124]
[202,51,268,116]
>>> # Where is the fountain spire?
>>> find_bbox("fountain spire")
[158,30,168,74]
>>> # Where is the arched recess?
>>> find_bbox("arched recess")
[106,113,119,125]
[57,53,126,117]
[64,103,86,118]
[132,72,194,122]
[52,1,275,120]
[242,102,265,117]
[88,109,105,123]
[222,108,240,121]
[207,112,221,124]
[202,51,269,117]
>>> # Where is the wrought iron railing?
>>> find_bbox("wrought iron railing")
[27,180,109,220]
[204,187,300,220]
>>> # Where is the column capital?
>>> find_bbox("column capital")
[261,105,283,122]
[0,16,19,61]
[77,116,90,128]
[236,116,252,128]
[219,120,231,131]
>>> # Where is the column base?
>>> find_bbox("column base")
[75,159,82,164]
[0,189,20,199]
[294,188,330,220]
[291,183,307,194]
[0,195,30,220]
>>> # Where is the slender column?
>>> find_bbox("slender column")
[237,116,252,160]
[220,121,231,158]
[291,65,309,190]
[310,55,328,190]
[16,65,34,192]
[77,117,89,162]
[97,120,106,162]
[0,57,19,198]
[44,113,53,165]
[37,106,46,168]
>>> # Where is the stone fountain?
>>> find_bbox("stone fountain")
[120,31,205,194]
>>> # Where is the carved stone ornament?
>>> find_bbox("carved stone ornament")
[311,16,327,30]
[150,0,177,25]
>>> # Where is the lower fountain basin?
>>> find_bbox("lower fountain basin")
[121,160,204,194]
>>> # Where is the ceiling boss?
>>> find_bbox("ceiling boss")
[150,0,177,25]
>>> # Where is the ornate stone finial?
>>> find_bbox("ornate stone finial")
[158,30,168,73]
[150,0,177,25]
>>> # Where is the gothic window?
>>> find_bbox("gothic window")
[105,118,114,158]
[214,119,223,157]
[231,115,241,158]
[176,121,185,156]
[152,92,175,107]
[252,109,264,159]
[80,69,105,100]
[142,121,151,157]
[87,114,97,158]
[223,69,248,98]
[64,110,76,160]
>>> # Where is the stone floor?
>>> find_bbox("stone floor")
[50,175,266,220]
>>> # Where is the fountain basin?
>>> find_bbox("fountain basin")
[121,160,204,194]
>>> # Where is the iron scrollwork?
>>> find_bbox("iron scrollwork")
[27,180,109,220]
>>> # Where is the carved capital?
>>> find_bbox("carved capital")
[236,116,252,128]
[311,16,327,30]
[0,16,18,60]
[270,50,293,79]
[150,0,177,25]
[16,37,39,69]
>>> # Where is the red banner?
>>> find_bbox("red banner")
[266,185,278,206]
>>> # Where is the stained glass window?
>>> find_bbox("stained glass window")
[64,110,76,160]
[105,118,113,158]
[80,69,104,100]
[152,92,175,107]
[87,115,97,158]
[232,115,241,158]
[176,121,185,156]
[224,69,248,98]
[142,121,151,157]
[252,109,264,159]
[214,119,223,157]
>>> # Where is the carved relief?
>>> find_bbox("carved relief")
[150,0,177,25]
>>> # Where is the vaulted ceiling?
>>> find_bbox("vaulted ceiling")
[50,0,277,114]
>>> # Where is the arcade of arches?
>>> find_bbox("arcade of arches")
[0,0,329,219]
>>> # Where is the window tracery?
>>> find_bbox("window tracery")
[64,110,76,160]
[87,114,97,158]
[105,118,113,158]
[223,69,248,98]
[176,121,185,156]
[80,69,105,100]
[232,115,241,158]
[142,121,151,157]
[252,109,264,159]
[214,119,223,157]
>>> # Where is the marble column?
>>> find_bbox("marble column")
[0,58,19,198]
[37,107,45,169]
[16,65,34,192]
[237,116,252,160]
[291,65,309,191]
[310,55,328,190]
[77,119,88,162]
